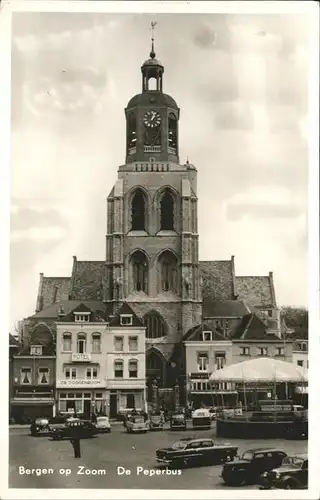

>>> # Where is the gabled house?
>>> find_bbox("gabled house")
[231,312,293,363]
[11,325,55,423]
[183,324,235,408]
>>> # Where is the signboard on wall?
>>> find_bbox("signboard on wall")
[56,379,104,389]
[189,373,210,380]
[71,353,92,362]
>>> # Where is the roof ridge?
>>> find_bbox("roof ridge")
[241,313,254,339]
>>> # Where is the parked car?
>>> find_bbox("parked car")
[126,415,149,434]
[259,454,308,490]
[149,414,164,431]
[221,448,287,486]
[192,408,211,429]
[94,416,111,433]
[30,417,50,436]
[170,412,187,430]
[208,408,217,421]
[156,438,238,468]
[50,419,97,440]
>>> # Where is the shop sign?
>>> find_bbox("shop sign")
[71,353,92,362]
[189,373,210,380]
[57,379,103,388]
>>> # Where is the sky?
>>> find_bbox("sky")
[10,11,309,330]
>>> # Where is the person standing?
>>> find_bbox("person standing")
[70,422,81,459]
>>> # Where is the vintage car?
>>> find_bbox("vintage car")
[149,414,164,431]
[259,454,308,490]
[192,409,211,429]
[94,416,111,433]
[221,448,287,486]
[126,415,149,433]
[156,438,238,468]
[208,408,217,421]
[30,417,50,436]
[50,419,97,440]
[170,412,187,430]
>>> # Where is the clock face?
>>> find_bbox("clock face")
[143,110,161,128]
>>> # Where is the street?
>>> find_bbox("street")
[9,424,307,489]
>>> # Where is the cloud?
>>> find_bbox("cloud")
[226,203,303,221]
[11,206,67,231]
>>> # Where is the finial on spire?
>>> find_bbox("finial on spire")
[186,156,189,165]
[150,21,157,59]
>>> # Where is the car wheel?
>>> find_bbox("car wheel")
[284,483,292,490]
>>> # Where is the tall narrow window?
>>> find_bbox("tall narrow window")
[62,333,72,352]
[131,250,148,293]
[92,333,101,353]
[127,113,137,152]
[159,250,177,292]
[160,190,174,230]
[114,360,124,378]
[77,333,86,354]
[197,352,209,372]
[168,112,178,153]
[131,190,146,231]
[129,359,138,378]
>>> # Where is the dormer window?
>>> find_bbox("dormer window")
[30,345,43,356]
[74,312,90,323]
[120,314,133,326]
[202,331,212,342]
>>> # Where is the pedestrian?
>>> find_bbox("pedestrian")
[70,437,81,458]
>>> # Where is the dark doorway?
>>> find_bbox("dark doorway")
[83,400,91,419]
[109,393,117,418]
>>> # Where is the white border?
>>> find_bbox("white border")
[1,1,319,499]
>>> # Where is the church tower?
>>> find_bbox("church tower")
[106,25,202,393]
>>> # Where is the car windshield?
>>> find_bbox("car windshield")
[35,418,48,424]
[282,457,305,468]
[173,414,184,420]
[171,441,187,451]
[97,417,108,423]
[241,451,254,461]
[133,417,144,423]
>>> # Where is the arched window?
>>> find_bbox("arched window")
[131,251,148,293]
[131,190,146,231]
[62,332,72,352]
[144,312,166,339]
[160,190,174,230]
[168,112,178,153]
[92,333,101,353]
[127,113,137,151]
[159,250,178,292]
[147,351,163,370]
[128,359,138,378]
[77,333,86,354]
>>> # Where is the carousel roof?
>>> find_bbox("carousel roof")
[209,357,308,383]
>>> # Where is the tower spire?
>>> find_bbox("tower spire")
[150,21,157,59]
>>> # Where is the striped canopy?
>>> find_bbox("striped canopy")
[209,357,308,383]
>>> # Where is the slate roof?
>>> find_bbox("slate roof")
[235,275,276,308]
[57,302,108,323]
[202,299,250,318]
[183,323,226,342]
[232,313,281,341]
[30,300,107,320]
[200,259,235,302]
[69,259,105,301]
[9,333,20,347]
[108,302,144,327]
[37,276,71,311]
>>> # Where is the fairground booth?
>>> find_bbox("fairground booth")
[209,358,308,439]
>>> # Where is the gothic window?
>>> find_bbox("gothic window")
[168,113,178,153]
[160,190,174,230]
[144,312,166,339]
[77,333,86,354]
[131,251,148,293]
[127,113,137,152]
[159,250,177,292]
[131,190,146,231]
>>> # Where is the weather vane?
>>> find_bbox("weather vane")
[150,21,157,58]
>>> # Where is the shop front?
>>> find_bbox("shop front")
[109,389,145,418]
[11,387,56,423]
[188,373,237,409]
[56,379,108,419]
